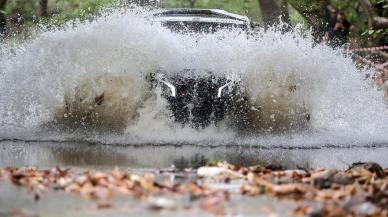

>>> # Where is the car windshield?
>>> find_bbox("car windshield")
[162,21,246,34]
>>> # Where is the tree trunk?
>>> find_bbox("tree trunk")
[258,0,289,26]
[280,0,289,23]
[39,0,48,17]
[358,0,388,29]
[188,0,197,8]
[0,0,6,37]
[287,0,331,40]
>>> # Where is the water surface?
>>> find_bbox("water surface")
[2,140,387,170]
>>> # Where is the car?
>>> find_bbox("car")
[150,8,251,129]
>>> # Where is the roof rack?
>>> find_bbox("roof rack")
[155,8,250,24]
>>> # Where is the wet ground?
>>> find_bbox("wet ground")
[0,179,300,217]
[1,140,388,216]
[1,140,388,170]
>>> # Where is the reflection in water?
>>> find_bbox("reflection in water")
[51,145,137,167]
[1,140,388,170]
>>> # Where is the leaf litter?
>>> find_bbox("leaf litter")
[0,162,387,216]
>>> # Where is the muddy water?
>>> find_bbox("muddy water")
[0,140,309,217]
[6,140,383,217]
[1,140,387,216]
[1,140,387,170]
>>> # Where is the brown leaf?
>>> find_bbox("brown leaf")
[97,202,112,209]
[199,192,228,216]
[95,93,105,105]
[294,205,313,216]
[272,184,306,196]
[11,173,26,186]
[347,162,385,178]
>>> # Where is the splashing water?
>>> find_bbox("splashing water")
[0,8,387,146]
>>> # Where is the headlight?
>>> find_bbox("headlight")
[217,81,232,98]
[160,79,176,97]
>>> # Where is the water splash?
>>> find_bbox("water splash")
[0,7,387,146]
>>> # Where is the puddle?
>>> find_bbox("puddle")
[1,140,387,170]
[1,140,387,216]
[0,181,297,217]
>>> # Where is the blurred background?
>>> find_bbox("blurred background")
[0,0,387,74]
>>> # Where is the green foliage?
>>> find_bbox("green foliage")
[362,28,388,38]
[377,0,388,8]
[48,0,119,25]
[331,0,387,42]
[4,0,119,25]
[288,5,306,28]
[331,0,365,32]
[1,0,122,38]
[5,0,38,22]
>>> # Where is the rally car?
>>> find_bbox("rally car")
[150,8,251,128]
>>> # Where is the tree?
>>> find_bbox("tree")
[358,0,388,29]
[39,0,48,17]
[188,0,197,7]
[287,0,331,40]
[258,0,289,26]
[280,0,289,24]
[0,0,6,36]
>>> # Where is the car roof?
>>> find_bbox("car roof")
[153,8,250,25]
